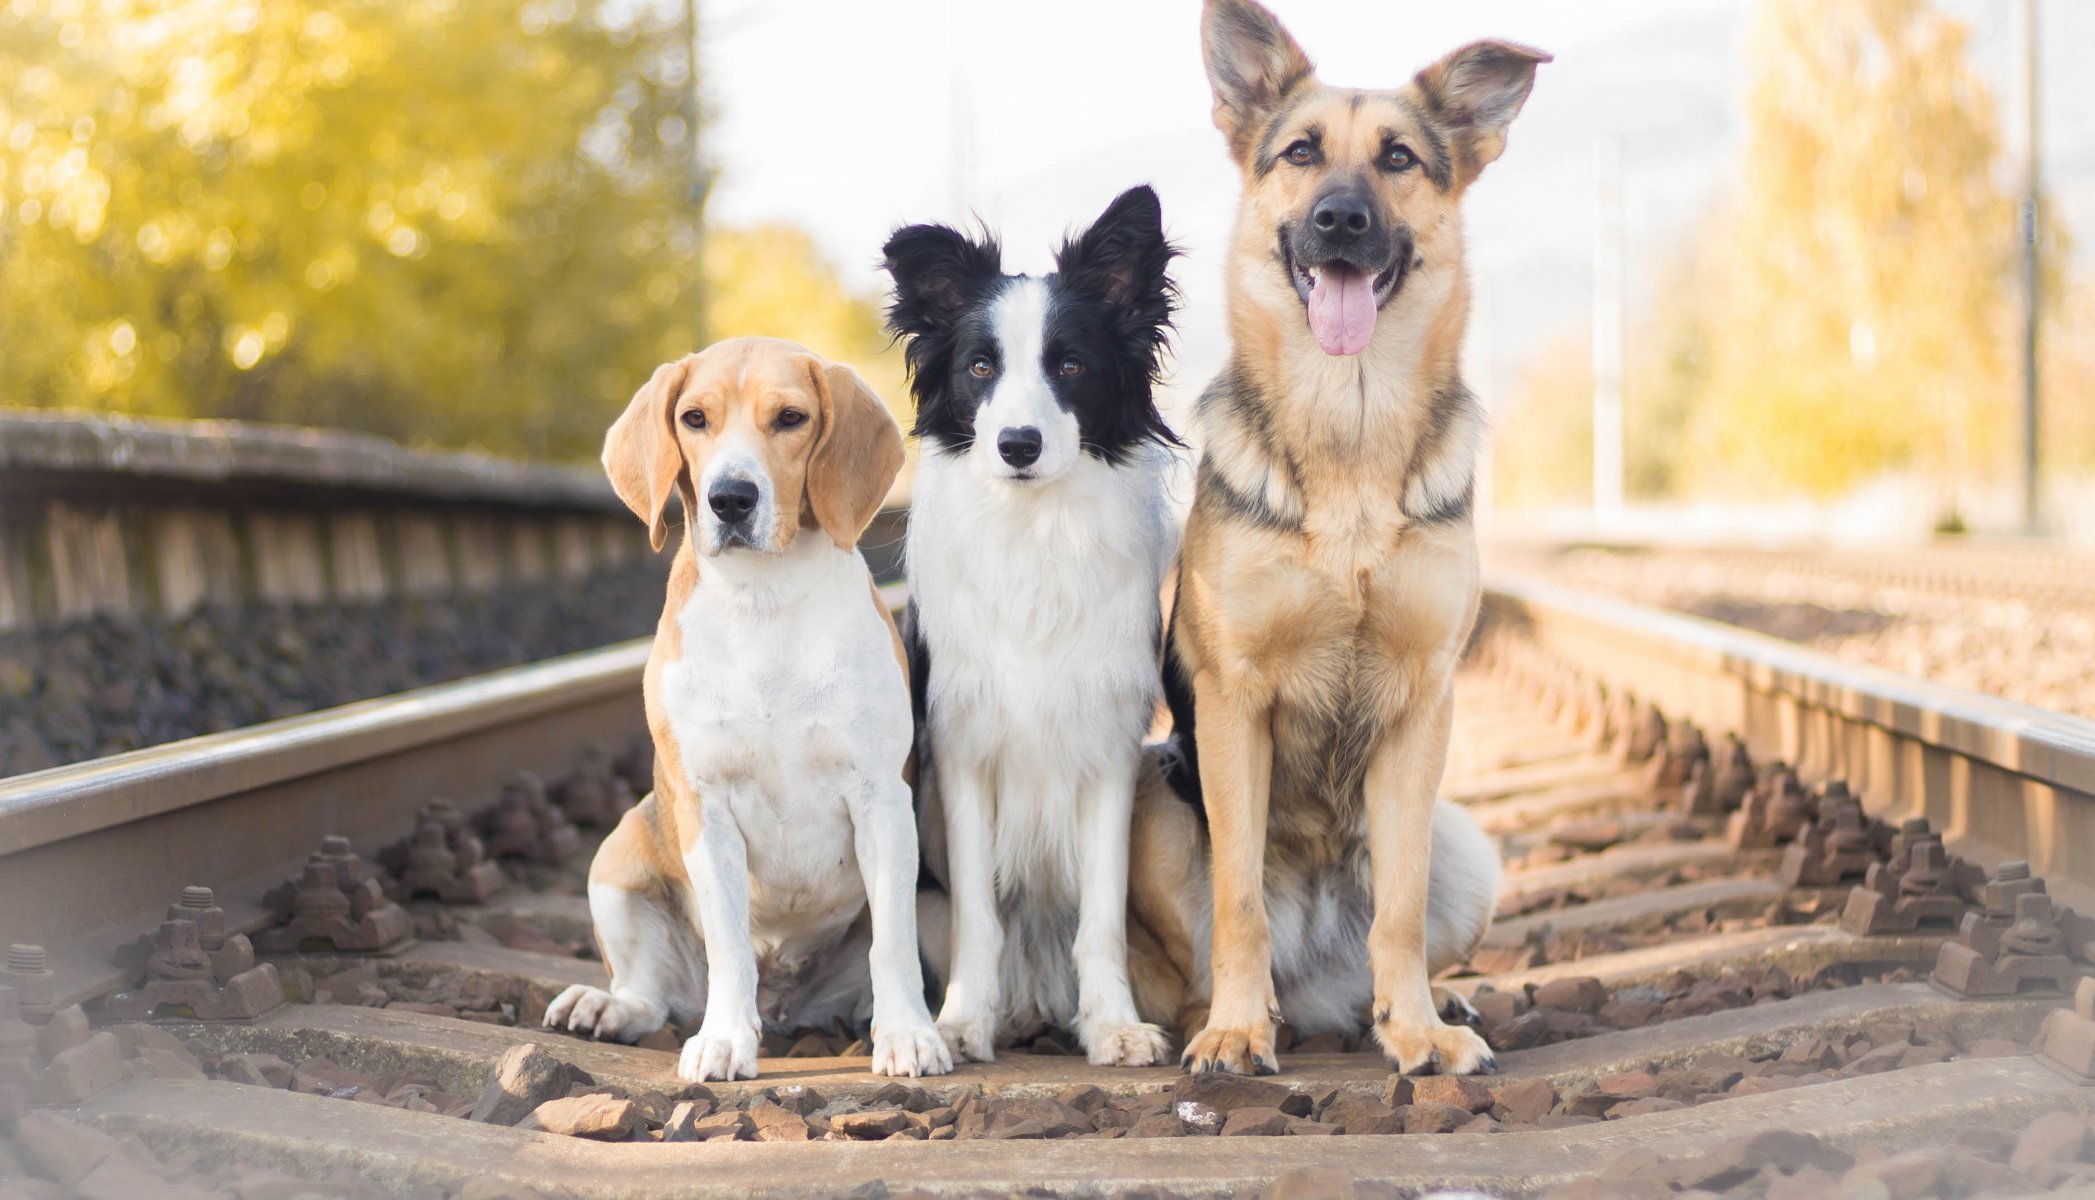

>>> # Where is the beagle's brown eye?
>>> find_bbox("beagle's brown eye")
[1284,140,1315,166]
[680,409,707,431]
[1058,357,1083,378]
[775,408,807,430]
[1382,144,1416,172]
[968,358,994,379]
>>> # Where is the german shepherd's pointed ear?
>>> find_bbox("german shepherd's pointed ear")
[1056,185,1177,329]
[1202,0,1314,165]
[1414,40,1552,185]
[882,223,1003,337]
[804,360,904,552]
[604,355,696,552]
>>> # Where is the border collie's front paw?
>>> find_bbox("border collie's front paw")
[543,985,662,1042]
[678,1025,760,1082]
[1080,1019,1173,1067]
[934,1009,998,1063]
[872,1024,954,1078]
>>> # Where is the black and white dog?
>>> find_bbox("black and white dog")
[884,186,1181,1066]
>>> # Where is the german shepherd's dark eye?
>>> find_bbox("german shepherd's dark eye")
[1381,144,1417,172]
[1283,140,1316,166]
[1058,356,1083,378]
[968,358,995,379]
[775,409,807,430]
[680,409,707,431]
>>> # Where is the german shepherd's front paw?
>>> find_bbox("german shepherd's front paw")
[1374,1016,1497,1076]
[1179,1022,1278,1075]
[678,1025,761,1082]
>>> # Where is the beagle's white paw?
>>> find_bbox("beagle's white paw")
[678,1024,761,1082]
[543,985,663,1043]
[872,1023,954,1078]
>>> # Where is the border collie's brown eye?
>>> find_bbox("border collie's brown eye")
[680,409,707,431]
[1382,144,1416,172]
[1058,357,1083,378]
[776,409,807,430]
[1284,140,1315,166]
[969,358,994,379]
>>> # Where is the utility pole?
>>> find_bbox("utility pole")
[1591,136,1625,525]
[2014,0,2042,534]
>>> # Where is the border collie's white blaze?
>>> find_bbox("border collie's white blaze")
[886,186,1182,1066]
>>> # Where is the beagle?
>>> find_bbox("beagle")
[545,337,950,1082]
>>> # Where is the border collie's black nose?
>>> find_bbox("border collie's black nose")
[1312,190,1373,241]
[997,427,1043,468]
[708,478,759,523]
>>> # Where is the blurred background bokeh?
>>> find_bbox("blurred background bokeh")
[3,0,2089,540]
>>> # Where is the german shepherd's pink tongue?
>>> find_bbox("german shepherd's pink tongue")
[1306,265,1376,357]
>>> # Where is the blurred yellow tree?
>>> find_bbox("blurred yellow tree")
[0,0,704,460]
[1681,0,2022,498]
[702,225,910,427]
[1492,334,1593,511]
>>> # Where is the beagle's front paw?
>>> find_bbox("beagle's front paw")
[1079,1018,1173,1067]
[933,1007,999,1064]
[678,1023,761,1082]
[872,1023,954,1078]
[1179,1020,1278,1076]
[543,985,663,1043]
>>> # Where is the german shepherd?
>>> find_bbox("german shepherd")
[1126,0,1548,1077]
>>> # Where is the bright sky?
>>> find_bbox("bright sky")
[698,0,2089,417]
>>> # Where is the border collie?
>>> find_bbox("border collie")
[884,185,1182,1066]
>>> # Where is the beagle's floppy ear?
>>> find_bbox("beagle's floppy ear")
[603,355,694,552]
[805,360,904,551]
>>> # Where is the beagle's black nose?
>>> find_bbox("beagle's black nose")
[996,426,1043,468]
[708,478,759,523]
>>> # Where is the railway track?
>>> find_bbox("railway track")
[3,573,2093,1199]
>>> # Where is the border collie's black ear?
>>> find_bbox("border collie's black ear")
[882,223,1002,337]
[1056,186,1172,314]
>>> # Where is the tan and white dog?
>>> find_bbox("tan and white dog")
[545,337,951,1082]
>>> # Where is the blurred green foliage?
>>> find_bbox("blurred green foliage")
[0,0,705,460]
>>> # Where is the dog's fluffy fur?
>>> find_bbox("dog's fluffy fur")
[1123,0,1548,1078]
[886,187,1184,1066]
[545,338,950,1082]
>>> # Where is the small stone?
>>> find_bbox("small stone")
[1965,1037,2023,1058]
[1173,1073,1302,1115]
[1675,1130,1851,1191]
[1841,1150,1945,1200]
[1403,1103,1472,1134]
[1408,1075,1494,1114]
[11,1112,119,1187]
[831,1110,910,1140]
[2009,1112,2094,1175]
[1555,1081,1619,1118]
[1490,1078,1558,1124]
[675,1109,753,1142]
[761,1084,825,1115]
[517,1094,643,1140]
[1319,1092,1402,1135]
[747,1100,812,1142]
[1221,1107,1293,1136]
[1531,977,1607,1014]
[40,1033,125,1102]
[1285,1118,1338,1136]
[1056,1085,1109,1115]
[1607,1097,1686,1118]
[1841,1043,1909,1076]
[1596,1069,1659,1099]
[1468,991,1521,1028]
[1130,1112,1194,1138]
[469,1044,577,1126]
[218,1053,294,1089]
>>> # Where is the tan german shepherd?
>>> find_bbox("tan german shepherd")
[1125,0,1548,1078]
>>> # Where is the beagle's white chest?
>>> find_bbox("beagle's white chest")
[656,541,910,921]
